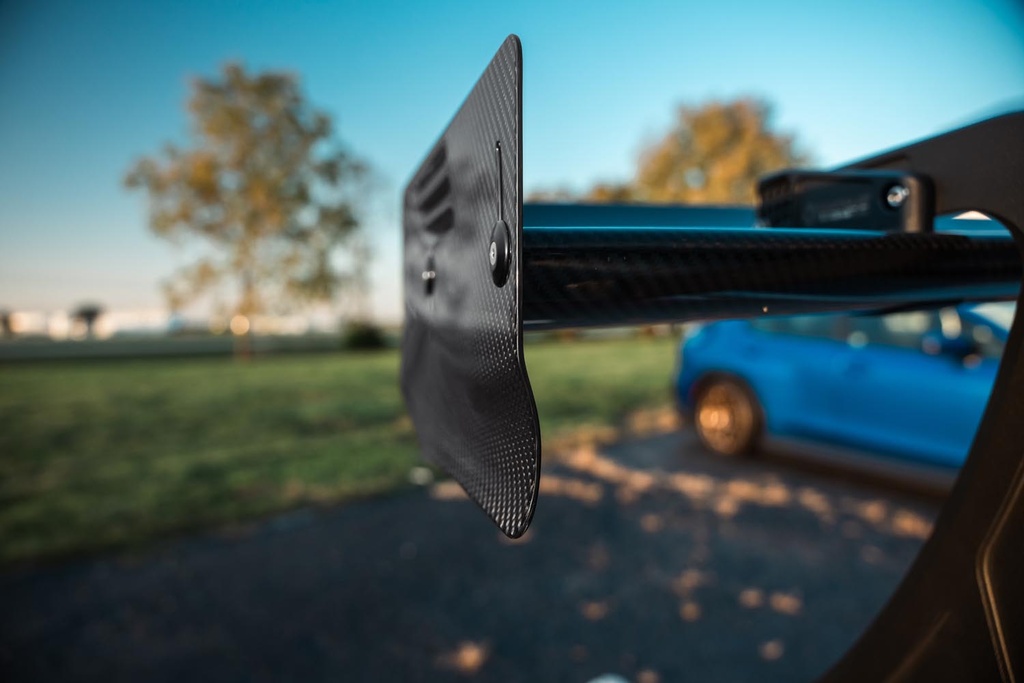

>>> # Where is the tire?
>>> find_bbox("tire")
[692,376,763,456]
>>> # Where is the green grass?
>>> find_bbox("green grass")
[0,336,678,565]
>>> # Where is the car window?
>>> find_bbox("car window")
[846,311,940,350]
[969,302,1015,331]
[962,319,1005,360]
[751,314,839,340]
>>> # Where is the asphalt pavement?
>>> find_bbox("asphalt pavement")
[0,431,940,683]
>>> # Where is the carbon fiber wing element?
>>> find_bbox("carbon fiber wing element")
[401,35,539,538]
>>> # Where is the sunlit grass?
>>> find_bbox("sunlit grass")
[526,336,682,449]
[0,336,679,565]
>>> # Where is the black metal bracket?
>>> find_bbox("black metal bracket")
[821,110,1024,682]
[756,169,934,232]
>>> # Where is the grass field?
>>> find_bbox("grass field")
[0,336,679,565]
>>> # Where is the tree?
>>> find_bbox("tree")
[587,182,636,203]
[529,97,810,206]
[71,303,104,338]
[631,97,809,204]
[125,63,371,321]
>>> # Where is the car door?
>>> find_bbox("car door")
[831,310,990,467]
[746,315,850,439]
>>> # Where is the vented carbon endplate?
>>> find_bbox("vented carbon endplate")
[400,35,540,538]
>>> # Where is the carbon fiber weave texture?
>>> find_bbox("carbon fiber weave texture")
[521,226,1020,329]
[401,36,539,538]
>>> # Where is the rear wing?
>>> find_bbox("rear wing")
[401,34,1024,681]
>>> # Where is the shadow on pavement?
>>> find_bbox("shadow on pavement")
[0,432,939,683]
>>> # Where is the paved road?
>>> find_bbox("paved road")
[0,432,940,682]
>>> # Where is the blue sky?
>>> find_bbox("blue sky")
[1,0,1023,321]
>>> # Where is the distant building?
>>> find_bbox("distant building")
[2,308,344,340]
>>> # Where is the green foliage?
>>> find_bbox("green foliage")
[0,337,677,564]
[124,63,372,316]
[342,321,387,350]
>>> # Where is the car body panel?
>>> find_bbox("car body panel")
[677,305,1011,469]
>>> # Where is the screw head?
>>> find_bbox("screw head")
[886,184,910,209]
[422,256,436,295]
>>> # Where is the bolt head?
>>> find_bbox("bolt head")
[886,184,910,209]
[422,256,436,295]
[488,220,511,287]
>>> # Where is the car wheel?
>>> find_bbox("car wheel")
[693,377,762,456]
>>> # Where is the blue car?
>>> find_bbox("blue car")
[676,304,1013,468]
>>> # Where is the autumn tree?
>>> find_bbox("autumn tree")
[529,97,809,205]
[632,97,809,204]
[125,63,371,322]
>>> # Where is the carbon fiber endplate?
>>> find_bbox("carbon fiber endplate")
[401,36,539,538]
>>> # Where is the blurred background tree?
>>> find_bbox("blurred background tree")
[71,303,104,338]
[0,309,12,339]
[634,97,809,204]
[125,63,372,322]
[531,97,810,205]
